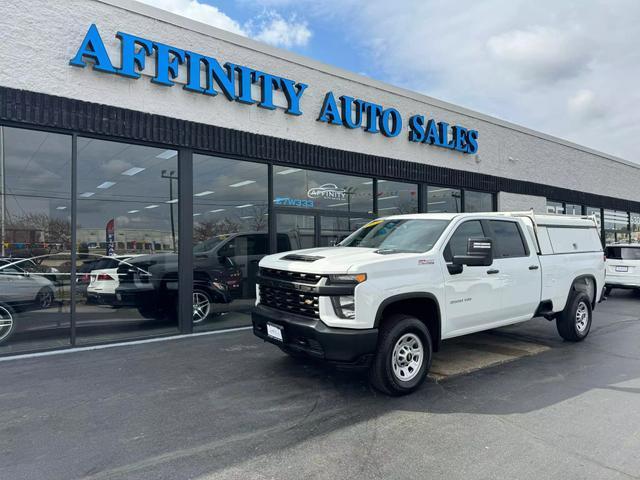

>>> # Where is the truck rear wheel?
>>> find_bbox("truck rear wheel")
[556,291,592,342]
[369,314,432,396]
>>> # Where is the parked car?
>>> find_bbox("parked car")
[75,259,102,297]
[605,244,640,294]
[114,253,237,324]
[0,259,56,310]
[86,255,144,305]
[252,212,605,395]
[0,257,60,284]
[0,259,57,344]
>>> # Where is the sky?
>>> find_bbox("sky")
[140,0,640,164]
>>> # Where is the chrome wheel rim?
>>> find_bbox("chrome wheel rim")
[575,301,589,333]
[192,292,211,324]
[0,306,14,342]
[39,290,53,309]
[392,333,424,382]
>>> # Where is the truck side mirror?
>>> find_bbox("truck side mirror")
[453,237,494,267]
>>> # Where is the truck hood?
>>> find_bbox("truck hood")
[259,247,414,274]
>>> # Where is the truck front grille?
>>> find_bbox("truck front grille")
[259,284,319,318]
[259,267,321,285]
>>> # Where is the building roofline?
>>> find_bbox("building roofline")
[98,0,639,170]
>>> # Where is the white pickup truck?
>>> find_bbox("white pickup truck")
[252,212,605,395]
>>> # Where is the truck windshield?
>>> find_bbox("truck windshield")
[193,236,227,253]
[339,219,450,253]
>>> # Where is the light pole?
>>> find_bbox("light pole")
[161,170,178,252]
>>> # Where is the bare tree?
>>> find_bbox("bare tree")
[246,205,268,232]
[193,217,242,243]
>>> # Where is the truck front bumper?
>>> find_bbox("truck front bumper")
[252,305,378,368]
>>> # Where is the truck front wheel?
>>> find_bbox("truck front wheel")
[369,314,432,396]
[556,291,592,342]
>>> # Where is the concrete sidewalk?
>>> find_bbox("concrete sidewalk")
[1,290,639,480]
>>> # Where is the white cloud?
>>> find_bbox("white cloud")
[139,0,246,35]
[567,89,605,120]
[487,26,592,83]
[252,12,312,48]
[287,0,640,163]
[140,0,311,48]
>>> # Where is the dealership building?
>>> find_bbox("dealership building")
[0,0,639,356]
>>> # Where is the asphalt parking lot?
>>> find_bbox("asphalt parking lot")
[1,290,639,480]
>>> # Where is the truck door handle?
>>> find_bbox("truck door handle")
[487,269,500,274]
[528,265,539,270]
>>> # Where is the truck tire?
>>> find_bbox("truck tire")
[0,304,16,345]
[369,314,432,396]
[556,291,592,342]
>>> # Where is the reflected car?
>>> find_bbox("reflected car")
[0,259,57,345]
[114,253,236,324]
[75,259,102,296]
[0,259,56,310]
[0,257,60,284]
[86,255,144,305]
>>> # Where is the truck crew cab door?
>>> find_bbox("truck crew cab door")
[487,219,541,323]
[442,220,505,336]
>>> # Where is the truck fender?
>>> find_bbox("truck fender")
[374,293,442,351]
[568,275,598,310]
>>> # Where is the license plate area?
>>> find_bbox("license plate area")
[266,322,284,342]
[615,266,629,272]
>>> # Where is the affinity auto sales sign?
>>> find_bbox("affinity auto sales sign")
[70,24,479,154]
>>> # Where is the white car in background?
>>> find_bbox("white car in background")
[86,255,144,305]
[605,244,640,294]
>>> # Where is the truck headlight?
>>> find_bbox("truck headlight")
[329,273,367,284]
[332,295,355,319]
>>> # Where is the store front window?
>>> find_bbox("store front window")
[586,207,602,229]
[273,166,373,213]
[604,210,630,244]
[547,200,564,214]
[0,127,72,354]
[565,204,583,215]
[376,180,418,215]
[273,166,373,252]
[193,154,268,331]
[75,138,179,343]
[425,187,461,213]
[631,213,640,244]
[464,190,493,213]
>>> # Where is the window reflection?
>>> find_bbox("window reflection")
[75,138,180,343]
[376,180,418,215]
[273,166,373,213]
[631,213,640,244]
[426,187,461,213]
[0,127,72,353]
[546,200,564,214]
[192,154,269,332]
[464,190,493,213]
[604,210,630,244]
